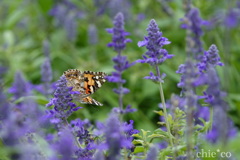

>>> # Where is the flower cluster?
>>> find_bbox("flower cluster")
[106,12,135,113]
[46,75,81,125]
[137,19,173,67]
[181,7,209,55]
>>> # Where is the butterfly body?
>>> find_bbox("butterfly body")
[64,69,107,106]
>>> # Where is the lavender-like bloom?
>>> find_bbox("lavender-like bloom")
[181,7,209,55]
[136,19,173,67]
[104,112,133,160]
[46,75,81,125]
[70,119,92,144]
[106,12,132,53]
[106,12,135,113]
[146,145,158,160]
[137,19,174,147]
[52,128,75,160]
[224,7,240,28]
[112,105,137,114]
[202,67,226,106]
[9,71,30,100]
[49,0,84,41]
[197,44,224,73]
[41,58,53,96]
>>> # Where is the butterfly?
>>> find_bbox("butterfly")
[64,69,107,106]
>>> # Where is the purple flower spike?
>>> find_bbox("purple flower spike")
[106,12,132,53]
[181,7,209,55]
[103,112,137,159]
[41,58,52,83]
[9,71,30,100]
[46,75,81,124]
[146,145,158,160]
[137,19,173,66]
[106,12,135,113]
[197,44,224,73]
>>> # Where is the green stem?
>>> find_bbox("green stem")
[155,66,173,147]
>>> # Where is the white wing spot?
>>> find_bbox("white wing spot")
[96,81,102,87]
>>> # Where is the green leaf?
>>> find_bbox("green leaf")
[140,129,151,138]
[132,134,142,139]
[148,134,166,139]
[133,146,145,154]
[132,140,144,145]
[5,9,26,28]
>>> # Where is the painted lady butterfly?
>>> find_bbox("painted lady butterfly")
[64,69,107,106]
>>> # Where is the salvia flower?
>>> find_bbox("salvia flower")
[41,58,53,96]
[181,7,209,55]
[46,75,81,124]
[176,60,199,93]
[70,119,92,144]
[52,128,75,160]
[106,12,131,53]
[197,44,224,73]
[144,71,166,82]
[146,145,158,160]
[137,19,173,66]
[103,112,133,160]
[223,7,240,28]
[9,71,30,100]
[106,12,135,113]
[112,105,137,114]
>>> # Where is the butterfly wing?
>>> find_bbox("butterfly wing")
[83,71,107,95]
[64,69,106,106]
[80,96,103,106]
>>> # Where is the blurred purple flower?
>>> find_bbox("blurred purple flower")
[52,128,75,160]
[201,67,226,107]
[112,105,137,114]
[136,19,173,66]
[181,7,209,55]
[41,58,53,96]
[224,8,240,28]
[103,112,134,159]
[136,13,145,22]
[197,44,224,73]
[88,24,98,45]
[70,119,92,144]
[46,75,81,125]
[176,60,199,93]
[144,71,166,83]
[206,107,237,143]
[9,71,30,100]
[146,145,158,160]
[93,150,104,160]
[49,0,84,41]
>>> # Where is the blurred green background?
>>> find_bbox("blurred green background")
[0,0,240,131]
